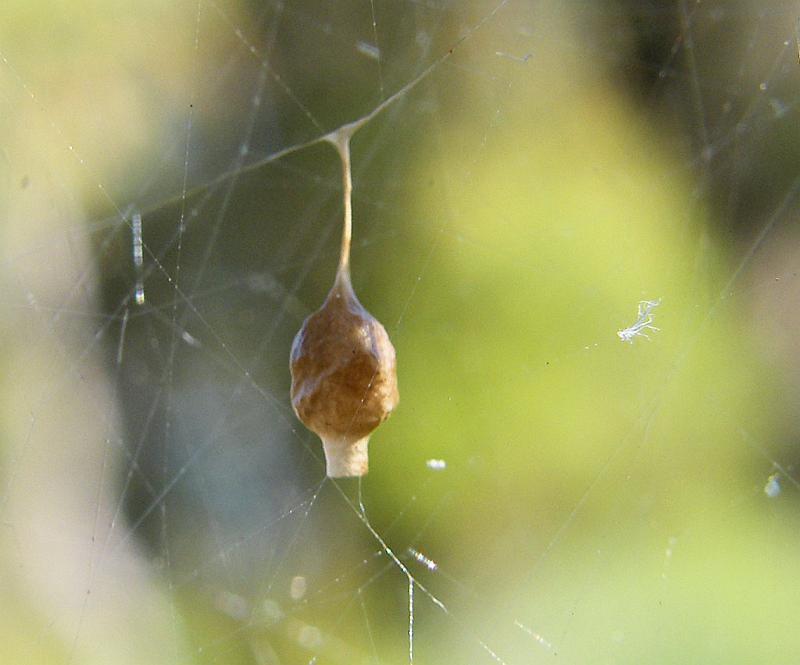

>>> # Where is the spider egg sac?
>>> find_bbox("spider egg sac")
[290,273,398,478]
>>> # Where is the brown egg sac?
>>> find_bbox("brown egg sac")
[290,273,399,477]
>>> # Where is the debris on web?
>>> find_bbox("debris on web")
[407,547,438,572]
[764,472,781,498]
[356,41,381,61]
[131,211,145,305]
[617,298,661,343]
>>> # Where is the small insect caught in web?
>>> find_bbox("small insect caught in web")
[617,298,661,343]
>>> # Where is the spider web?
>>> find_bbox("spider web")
[1,1,800,664]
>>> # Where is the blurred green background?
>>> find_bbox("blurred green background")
[1,1,799,664]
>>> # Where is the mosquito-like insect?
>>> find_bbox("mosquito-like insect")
[617,299,661,343]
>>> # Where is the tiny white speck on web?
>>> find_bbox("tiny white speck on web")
[764,473,781,498]
[356,40,381,61]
